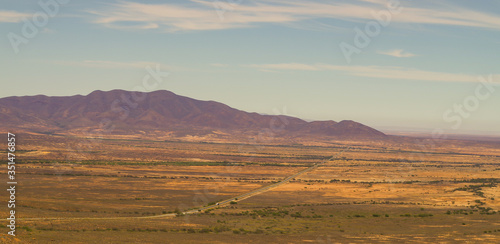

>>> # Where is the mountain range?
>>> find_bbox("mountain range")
[0,90,385,139]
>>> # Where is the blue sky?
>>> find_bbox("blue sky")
[1,0,499,135]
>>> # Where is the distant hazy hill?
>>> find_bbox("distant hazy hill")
[0,90,385,139]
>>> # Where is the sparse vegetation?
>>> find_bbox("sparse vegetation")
[2,134,499,243]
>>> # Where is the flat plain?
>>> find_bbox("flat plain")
[1,132,499,243]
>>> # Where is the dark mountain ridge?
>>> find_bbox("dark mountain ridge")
[0,90,385,138]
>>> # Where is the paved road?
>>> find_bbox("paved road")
[15,147,349,221]
[179,146,350,216]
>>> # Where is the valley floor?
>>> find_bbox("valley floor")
[0,133,499,243]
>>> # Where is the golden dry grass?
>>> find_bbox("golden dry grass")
[0,133,498,243]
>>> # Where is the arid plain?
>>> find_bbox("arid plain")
[1,132,499,243]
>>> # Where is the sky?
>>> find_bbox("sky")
[0,0,499,135]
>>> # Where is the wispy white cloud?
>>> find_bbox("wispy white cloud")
[0,10,31,23]
[320,65,478,83]
[41,28,56,34]
[69,60,161,69]
[377,49,417,58]
[53,60,183,71]
[245,63,321,71]
[86,0,500,32]
[246,63,499,83]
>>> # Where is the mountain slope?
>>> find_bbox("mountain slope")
[0,90,385,138]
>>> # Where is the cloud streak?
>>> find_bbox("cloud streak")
[377,49,416,58]
[246,63,321,71]
[52,60,183,71]
[246,63,499,83]
[0,10,32,23]
[86,0,500,32]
